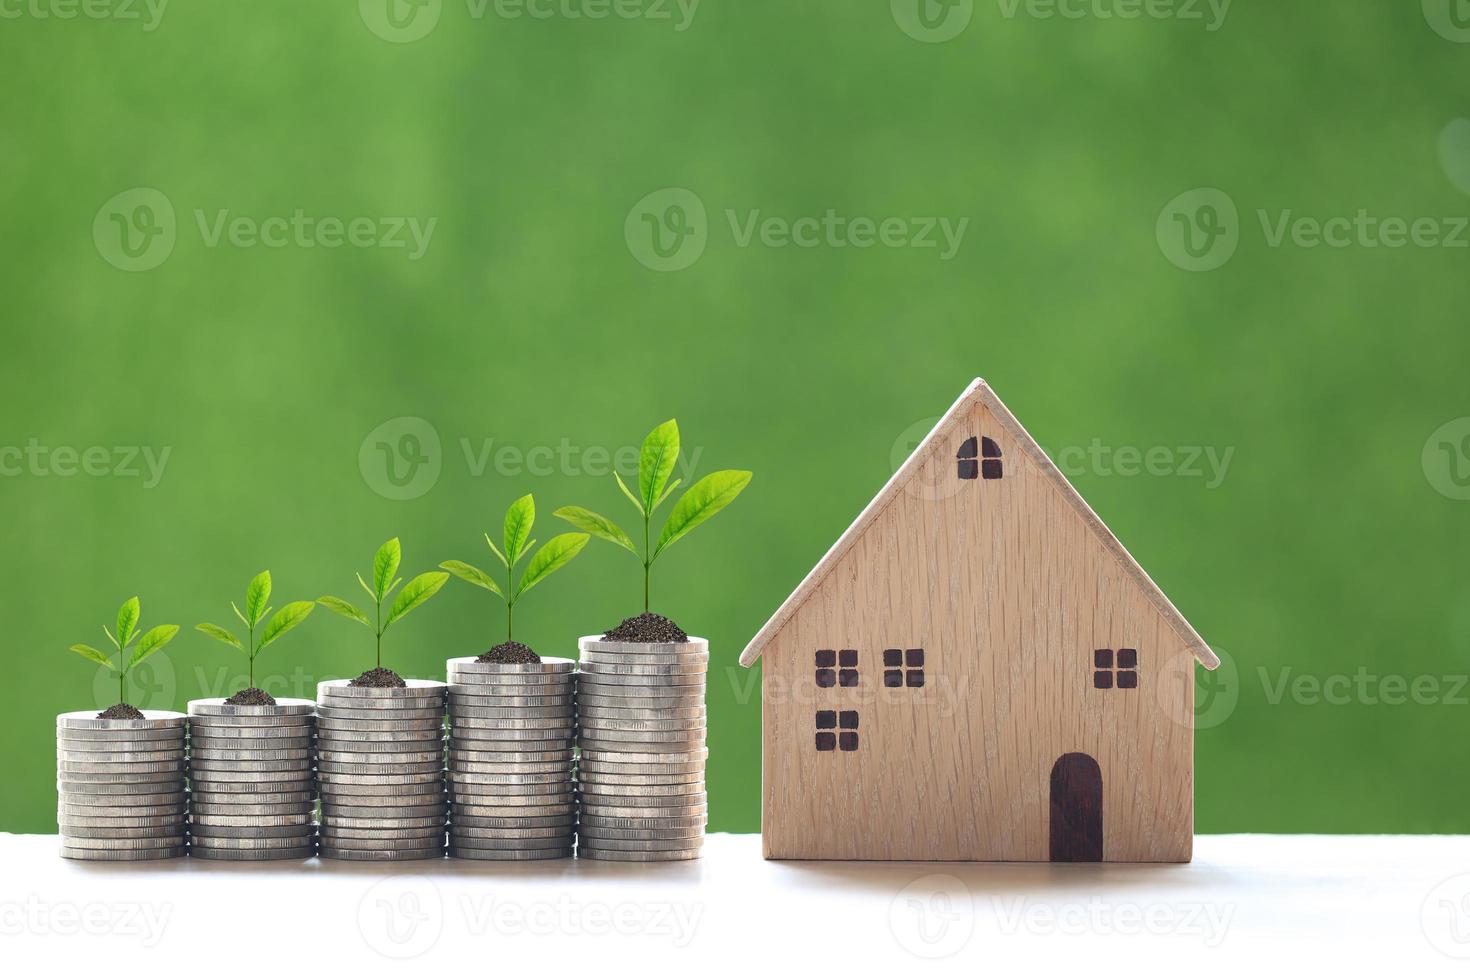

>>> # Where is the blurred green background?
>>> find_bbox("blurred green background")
[2,1,1467,836]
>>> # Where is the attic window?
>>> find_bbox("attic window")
[815,710,859,752]
[815,649,859,688]
[883,648,925,688]
[958,436,1003,480]
[1093,648,1138,690]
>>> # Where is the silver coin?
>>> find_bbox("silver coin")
[60,831,188,848]
[316,768,442,784]
[55,727,183,744]
[578,846,701,862]
[576,836,705,852]
[188,831,316,848]
[449,845,572,861]
[451,803,575,819]
[448,722,575,739]
[192,788,316,804]
[578,741,704,757]
[315,725,444,741]
[580,716,706,732]
[318,782,443,799]
[450,813,575,829]
[57,802,187,818]
[318,844,444,861]
[448,784,573,800]
[446,750,571,766]
[58,788,188,805]
[317,762,442,778]
[577,731,707,746]
[445,690,572,706]
[577,703,706,718]
[575,825,703,841]
[188,762,309,778]
[577,697,705,713]
[190,845,315,861]
[56,744,188,761]
[320,823,445,838]
[583,746,707,763]
[191,800,314,816]
[315,707,444,724]
[189,734,315,749]
[448,703,574,719]
[61,845,187,861]
[448,768,571,785]
[312,733,438,746]
[56,764,187,780]
[577,650,708,665]
[318,696,445,713]
[447,711,575,727]
[191,746,315,761]
[446,656,574,673]
[58,758,186,774]
[318,678,446,694]
[576,679,704,695]
[446,830,573,848]
[446,733,573,748]
[317,748,441,764]
[190,779,315,795]
[578,788,706,805]
[577,779,703,796]
[578,636,707,654]
[577,814,707,830]
[57,822,187,839]
[189,822,319,838]
[189,698,315,715]
[321,798,445,813]
[322,816,446,831]
[190,725,314,741]
[578,763,705,779]
[577,661,707,676]
[57,710,186,730]
[319,789,444,806]
[191,812,314,827]
[580,802,707,818]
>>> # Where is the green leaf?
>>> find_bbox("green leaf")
[259,601,315,652]
[129,624,178,670]
[246,570,272,626]
[553,506,638,555]
[373,538,401,600]
[68,643,114,669]
[115,597,140,650]
[317,595,370,627]
[356,572,377,601]
[655,477,683,510]
[639,419,680,513]
[518,533,589,597]
[384,572,449,629]
[614,471,644,516]
[484,533,509,569]
[654,470,752,558]
[503,494,535,567]
[195,623,243,650]
[102,625,120,650]
[231,601,249,628]
[440,560,505,598]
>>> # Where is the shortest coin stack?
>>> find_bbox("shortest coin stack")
[446,657,576,860]
[575,637,708,861]
[316,679,447,861]
[57,710,189,861]
[187,698,317,860]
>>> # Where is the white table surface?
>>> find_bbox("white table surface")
[3,833,1469,976]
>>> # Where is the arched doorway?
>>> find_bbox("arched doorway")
[1049,752,1103,862]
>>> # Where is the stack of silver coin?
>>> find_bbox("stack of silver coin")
[575,637,708,861]
[316,679,447,860]
[57,710,188,861]
[187,698,317,860]
[445,657,576,860]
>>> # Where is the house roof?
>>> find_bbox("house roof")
[737,379,1219,670]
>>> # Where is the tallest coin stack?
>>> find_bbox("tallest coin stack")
[574,637,708,861]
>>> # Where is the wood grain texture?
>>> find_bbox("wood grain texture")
[755,381,1204,862]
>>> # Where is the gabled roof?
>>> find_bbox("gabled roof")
[738,379,1219,670]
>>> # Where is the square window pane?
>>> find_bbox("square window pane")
[906,670,925,688]
[884,669,903,688]
[958,460,979,480]
[839,649,858,667]
[838,669,859,687]
[838,731,859,752]
[981,459,1003,480]
[905,648,925,667]
[816,710,836,729]
[1117,671,1138,689]
[1117,648,1138,669]
[883,649,902,667]
[839,710,858,729]
[815,669,836,688]
[815,649,836,668]
[815,732,836,752]
[1094,649,1113,669]
[1093,671,1113,690]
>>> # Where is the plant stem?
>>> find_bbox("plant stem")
[118,671,124,706]
[643,509,651,612]
[375,595,382,669]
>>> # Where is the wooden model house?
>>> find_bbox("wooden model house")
[738,380,1218,862]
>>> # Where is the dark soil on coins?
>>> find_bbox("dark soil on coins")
[96,703,145,720]
[350,667,407,688]
[476,640,541,664]
[602,612,688,643]
[224,687,277,706]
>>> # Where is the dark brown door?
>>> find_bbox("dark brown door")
[1049,752,1103,862]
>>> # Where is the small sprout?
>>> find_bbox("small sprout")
[441,493,589,647]
[196,571,316,693]
[555,419,751,611]
[67,596,180,712]
[318,538,449,671]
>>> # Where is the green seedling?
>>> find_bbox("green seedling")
[196,571,316,689]
[318,537,449,668]
[441,493,589,642]
[67,597,180,706]
[555,419,751,611]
